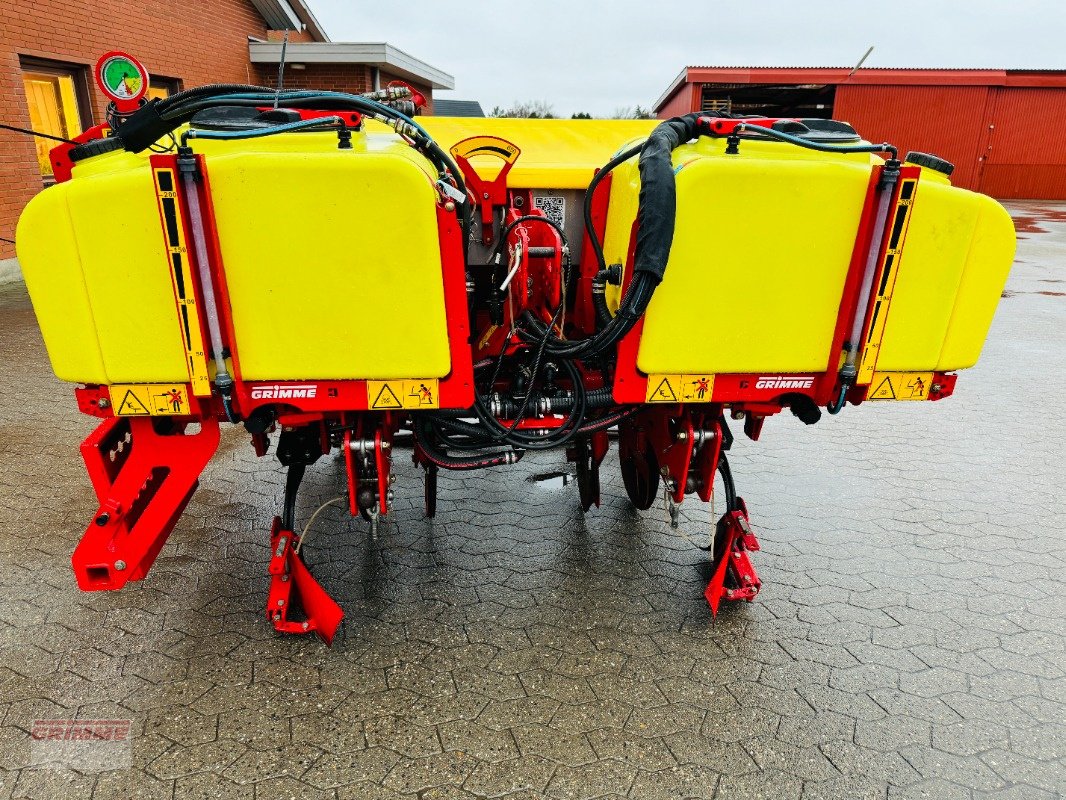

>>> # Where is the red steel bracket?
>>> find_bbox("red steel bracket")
[449,135,521,245]
[73,416,220,590]
[266,518,344,645]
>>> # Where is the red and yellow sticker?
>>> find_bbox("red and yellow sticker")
[109,384,191,416]
[867,371,932,401]
[367,379,440,410]
[645,374,715,403]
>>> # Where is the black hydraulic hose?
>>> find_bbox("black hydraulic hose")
[631,112,704,284]
[491,213,568,262]
[519,272,656,360]
[119,90,467,191]
[732,123,898,160]
[281,461,306,531]
[583,142,643,274]
[413,419,521,470]
[516,116,706,359]
[717,453,738,512]
[436,386,613,419]
[431,403,634,446]
[155,83,268,111]
[470,358,588,450]
[591,270,613,328]
[577,407,638,433]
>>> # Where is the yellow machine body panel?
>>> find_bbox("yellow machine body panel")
[600,136,1015,378]
[17,130,452,384]
[202,140,450,381]
[416,118,658,189]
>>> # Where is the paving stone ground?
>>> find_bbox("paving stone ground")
[0,202,1063,800]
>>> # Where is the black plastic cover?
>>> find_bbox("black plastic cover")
[68,135,125,163]
[905,151,955,176]
[110,98,171,153]
[188,106,299,131]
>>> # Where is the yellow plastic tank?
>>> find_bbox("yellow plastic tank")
[17,128,453,385]
[600,135,1016,378]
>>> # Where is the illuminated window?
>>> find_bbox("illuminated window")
[147,77,182,101]
[20,59,90,178]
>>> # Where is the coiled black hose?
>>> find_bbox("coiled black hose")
[413,418,522,470]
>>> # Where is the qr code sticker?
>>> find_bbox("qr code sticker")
[534,195,566,228]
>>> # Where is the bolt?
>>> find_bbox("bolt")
[381,441,391,450]
[114,560,126,571]
[97,398,110,409]
[302,622,309,631]
[725,589,734,599]
[483,192,490,199]
[676,430,688,441]
[273,613,281,621]
[281,574,289,582]
[731,409,744,420]
[276,599,284,607]
[388,474,396,485]
[444,200,456,212]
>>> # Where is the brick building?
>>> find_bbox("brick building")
[0,0,453,266]
[654,66,1066,199]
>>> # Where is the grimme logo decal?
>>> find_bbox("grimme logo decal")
[755,376,815,390]
[250,384,318,400]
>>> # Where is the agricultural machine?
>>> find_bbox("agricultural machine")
[15,53,1015,643]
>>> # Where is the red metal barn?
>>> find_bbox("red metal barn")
[654,67,1066,199]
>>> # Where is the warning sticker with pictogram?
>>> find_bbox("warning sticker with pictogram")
[109,384,191,416]
[367,379,440,410]
[646,375,681,403]
[646,374,715,403]
[367,381,403,409]
[867,372,933,401]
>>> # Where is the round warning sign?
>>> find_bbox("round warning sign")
[95,51,149,109]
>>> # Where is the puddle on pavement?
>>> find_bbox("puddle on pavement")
[527,470,573,489]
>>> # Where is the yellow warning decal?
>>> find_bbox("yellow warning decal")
[867,372,933,401]
[645,374,715,403]
[109,384,192,416]
[367,379,440,410]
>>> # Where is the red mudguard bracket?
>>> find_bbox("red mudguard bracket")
[73,416,220,591]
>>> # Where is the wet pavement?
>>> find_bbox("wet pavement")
[0,202,1063,799]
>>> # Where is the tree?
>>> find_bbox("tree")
[612,105,656,120]
[571,112,592,119]
[490,100,557,119]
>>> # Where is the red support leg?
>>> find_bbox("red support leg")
[73,416,220,591]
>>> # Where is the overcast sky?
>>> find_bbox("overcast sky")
[309,0,1064,117]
